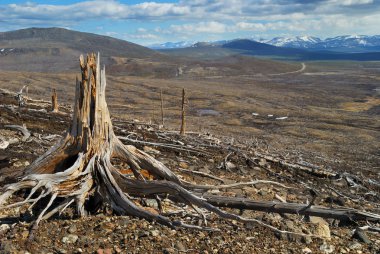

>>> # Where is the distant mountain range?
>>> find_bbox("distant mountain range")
[150,35,380,53]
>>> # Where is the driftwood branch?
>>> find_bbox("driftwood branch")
[5,124,31,141]
[204,195,380,222]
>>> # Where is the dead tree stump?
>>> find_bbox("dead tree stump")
[51,89,58,112]
[180,88,186,135]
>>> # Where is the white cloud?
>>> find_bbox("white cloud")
[1,0,380,43]
[170,21,227,34]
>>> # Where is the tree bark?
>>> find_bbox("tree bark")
[51,89,58,112]
[180,88,186,135]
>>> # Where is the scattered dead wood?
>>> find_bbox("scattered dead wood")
[5,124,31,141]
[1,53,379,241]
[203,195,380,222]
[177,168,225,182]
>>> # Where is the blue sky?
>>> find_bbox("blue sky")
[1,0,380,45]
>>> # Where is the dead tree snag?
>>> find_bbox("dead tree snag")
[51,89,58,112]
[160,88,165,128]
[180,88,186,135]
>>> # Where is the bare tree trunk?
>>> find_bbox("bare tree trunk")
[51,89,58,112]
[160,88,164,127]
[180,88,186,135]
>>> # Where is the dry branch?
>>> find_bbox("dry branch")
[203,195,380,222]
[5,124,31,141]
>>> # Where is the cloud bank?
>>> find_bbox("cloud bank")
[1,0,379,44]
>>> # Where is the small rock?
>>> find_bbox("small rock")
[145,199,159,209]
[68,225,77,233]
[302,247,312,253]
[352,228,371,244]
[97,249,112,254]
[62,234,78,244]
[339,248,347,253]
[258,158,267,166]
[143,146,160,154]
[21,230,29,239]
[315,224,331,238]
[0,224,10,233]
[258,190,268,196]
[24,161,30,166]
[309,217,330,238]
[309,217,328,226]
[225,161,236,170]
[320,243,335,253]
[175,242,186,252]
[151,230,160,237]
[179,161,189,169]
[13,161,23,167]
[302,236,313,244]
[349,242,362,250]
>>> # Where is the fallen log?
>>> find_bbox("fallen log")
[204,195,380,222]
[114,178,380,222]
[5,124,31,141]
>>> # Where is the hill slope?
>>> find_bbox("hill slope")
[0,27,163,72]
[162,39,380,61]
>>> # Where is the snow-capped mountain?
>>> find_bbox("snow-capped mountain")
[266,36,321,48]
[265,35,380,51]
[151,35,380,52]
[323,35,380,48]
[148,41,196,49]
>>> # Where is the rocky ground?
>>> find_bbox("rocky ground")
[0,90,380,253]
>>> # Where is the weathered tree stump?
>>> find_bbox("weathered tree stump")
[51,88,58,112]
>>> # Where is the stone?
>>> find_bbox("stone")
[349,242,362,250]
[62,234,79,244]
[151,230,160,237]
[314,224,331,238]
[0,224,10,234]
[319,243,335,253]
[309,217,330,238]
[225,161,237,170]
[302,247,312,253]
[258,158,267,166]
[145,199,159,209]
[21,230,29,239]
[302,236,313,244]
[68,225,77,234]
[143,146,160,154]
[309,216,328,225]
[179,161,189,169]
[352,228,371,244]
[175,242,186,252]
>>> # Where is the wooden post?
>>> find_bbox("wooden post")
[51,88,58,112]
[180,88,186,135]
[160,88,164,127]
